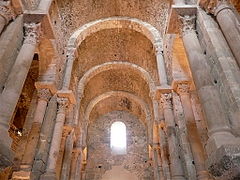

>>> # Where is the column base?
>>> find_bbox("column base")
[207,144,240,180]
[40,171,57,180]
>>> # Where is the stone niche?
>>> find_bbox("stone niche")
[85,110,153,180]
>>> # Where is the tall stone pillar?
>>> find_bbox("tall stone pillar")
[160,93,186,180]
[40,97,68,180]
[176,83,209,180]
[214,0,240,67]
[12,88,51,179]
[172,92,196,180]
[158,106,171,180]
[152,121,162,180]
[70,132,84,180]
[0,1,15,34]
[155,45,168,85]
[62,48,77,90]
[61,130,74,180]
[0,22,40,167]
[179,14,240,179]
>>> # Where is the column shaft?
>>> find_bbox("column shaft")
[161,93,185,180]
[172,92,196,179]
[21,89,51,168]
[177,84,208,180]
[62,49,76,90]
[156,51,168,85]
[153,147,161,180]
[0,23,40,163]
[215,1,240,67]
[40,98,68,179]
[61,130,74,180]
[179,15,236,155]
[179,15,240,179]
[158,106,171,180]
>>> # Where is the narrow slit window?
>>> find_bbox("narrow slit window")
[110,121,127,154]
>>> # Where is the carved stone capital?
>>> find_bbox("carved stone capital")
[24,23,41,44]
[178,15,196,36]
[57,97,68,114]
[37,89,51,101]
[160,93,173,110]
[176,83,190,95]
[154,42,163,55]
[66,48,77,61]
[0,1,15,24]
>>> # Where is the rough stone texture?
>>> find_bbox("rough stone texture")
[0,0,240,179]
[0,15,23,93]
[57,0,169,40]
[85,111,153,180]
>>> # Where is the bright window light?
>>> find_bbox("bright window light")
[110,121,127,154]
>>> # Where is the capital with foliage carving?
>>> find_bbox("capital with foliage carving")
[37,89,51,101]
[24,23,41,44]
[176,83,190,95]
[178,15,196,36]
[0,1,15,24]
[160,93,173,110]
[57,97,68,114]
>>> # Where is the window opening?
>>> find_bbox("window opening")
[110,121,127,154]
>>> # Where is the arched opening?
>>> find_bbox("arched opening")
[110,121,127,155]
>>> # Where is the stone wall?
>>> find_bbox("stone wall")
[85,110,153,180]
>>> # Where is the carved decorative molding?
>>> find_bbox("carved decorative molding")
[176,83,190,95]
[37,88,51,101]
[160,93,173,110]
[57,97,68,114]
[178,15,196,36]
[24,23,41,44]
[0,1,15,24]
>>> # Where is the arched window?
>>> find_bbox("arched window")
[110,121,127,154]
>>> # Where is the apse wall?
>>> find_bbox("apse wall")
[85,111,153,180]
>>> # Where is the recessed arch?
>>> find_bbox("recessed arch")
[84,91,152,125]
[62,17,168,90]
[67,16,162,50]
[77,61,156,98]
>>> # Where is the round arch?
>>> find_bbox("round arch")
[67,16,162,50]
[62,16,167,90]
[77,61,156,97]
[84,91,152,125]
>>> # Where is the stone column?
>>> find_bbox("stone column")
[198,9,240,131]
[155,45,168,85]
[61,130,74,180]
[179,15,240,179]
[40,97,68,180]
[0,1,15,34]
[62,48,77,90]
[160,93,185,180]
[0,22,40,166]
[70,133,84,180]
[153,121,161,180]
[172,92,196,180]
[176,83,209,180]
[158,106,171,180]
[214,0,240,67]
[12,88,51,179]
[21,88,51,167]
